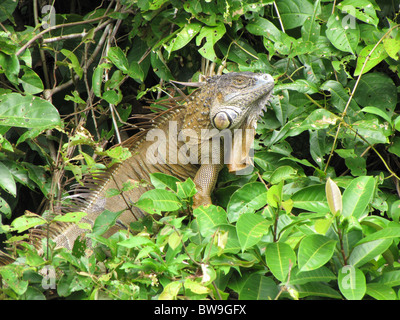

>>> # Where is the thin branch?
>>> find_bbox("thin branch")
[16,15,112,56]
[273,1,285,33]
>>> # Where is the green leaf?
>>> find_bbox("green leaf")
[383,38,400,60]
[0,51,19,85]
[336,0,379,26]
[246,16,281,41]
[60,49,83,79]
[236,213,270,251]
[0,266,28,295]
[127,62,144,83]
[289,266,336,285]
[176,178,197,199]
[239,274,278,300]
[118,236,154,248]
[136,189,182,214]
[107,47,129,74]
[159,281,182,300]
[0,0,18,23]
[314,217,334,235]
[0,161,16,196]
[348,238,392,267]
[150,50,173,81]
[352,73,397,116]
[288,109,339,137]
[184,278,210,295]
[0,197,11,218]
[374,270,400,287]
[0,93,61,129]
[320,80,360,114]
[196,23,226,61]
[265,242,297,282]
[274,79,318,94]
[92,66,104,97]
[266,183,282,208]
[326,12,359,54]
[103,89,121,105]
[19,66,44,94]
[341,176,375,219]
[53,211,87,223]
[269,165,298,185]
[193,205,227,238]
[276,0,314,30]
[227,182,268,222]
[150,172,180,192]
[301,0,321,43]
[354,44,388,76]
[366,283,397,300]
[338,266,366,300]
[292,184,329,213]
[165,22,202,54]
[91,209,124,236]
[298,234,337,272]
[360,106,392,124]
[356,227,400,246]
[11,214,46,233]
[296,282,342,299]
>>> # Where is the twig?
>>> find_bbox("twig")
[16,15,112,56]
[273,1,285,33]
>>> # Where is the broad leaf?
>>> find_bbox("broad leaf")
[239,274,278,300]
[298,234,337,272]
[348,238,392,267]
[342,176,375,219]
[193,205,228,238]
[265,242,297,282]
[338,266,366,300]
[227,182,268,222]
[0,93,61,129]
[236,213,270,251]
[136,189,182,214]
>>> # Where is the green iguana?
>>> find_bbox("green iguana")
[0,72,274,265]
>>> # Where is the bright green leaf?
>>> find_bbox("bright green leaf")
[265,242,297,282]
[338,266,366,300]
[298,234,337,271]
[227,182,268,222]
[354,44,388,76]
[342,176,375,219]
[239,274,278,300]
[107,47,129,74]
[193,205,227,238]
[348,238,392,267]
[236,213,270,251]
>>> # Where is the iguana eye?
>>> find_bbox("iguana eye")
[232,77,247,87]
[213,111,232,130]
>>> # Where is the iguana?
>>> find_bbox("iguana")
[0,71,274,265]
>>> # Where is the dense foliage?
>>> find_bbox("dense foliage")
[1,0,400,300]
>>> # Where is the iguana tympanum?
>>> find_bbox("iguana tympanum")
[0,72,274,265]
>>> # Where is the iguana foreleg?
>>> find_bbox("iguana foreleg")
[193,163,224,208]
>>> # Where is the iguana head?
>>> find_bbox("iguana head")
[206,72,274,172]
[207,72,274,132]
[181,72,274,172]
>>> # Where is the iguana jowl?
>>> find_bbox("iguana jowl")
[0,72,274,263]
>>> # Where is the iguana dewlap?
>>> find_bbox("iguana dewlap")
[1,72,274,261]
